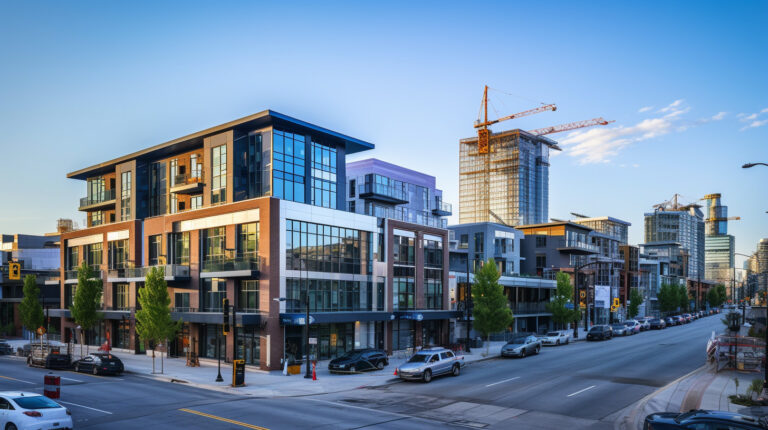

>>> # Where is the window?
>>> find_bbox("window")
[149,161,167,216]
[67,246,79,270]
[190,154,202,178]
[148,235,163,266]
[237,134,262,200]
[459,234,468,249]
[169,159,178,188]
[90,211,104,227]
[348,200,355,213]
[211,144,227,205]
[238,223,259,259]
[172,232,190,265]
[423,238,443,268]
[87,177,105,203]
[536,255,546,268]
[349,179,355,197]
[238,280,259,312]
[174,292,190,311]
[204,227,226,261]
[393,235,415,266]
[474,232,484,253]
[120,171,131,221]
[285,278,382,312]
[190,195,202,210]
[84,243,102,271]
[272,130,306,203]
[113,284,129,310]
[311,140,337,208]
[285,220,371,275]
[108,240,129,270]
[536,236,547,248]
[236,328,261,365]
[202,278,226,311]
[424,268,442,310]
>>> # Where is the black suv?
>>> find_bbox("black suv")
[587,325,613,341]
[644,409,767,429]
[328,349,388,373]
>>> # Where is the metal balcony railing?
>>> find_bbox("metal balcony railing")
[359,183,408,202]
[432,199,452,215]
[121,264,191,279]
[79,189,116,208]
[510,302,550,314]
[201,255,259,273]
[172,171,204,187]
[561,239,599,253]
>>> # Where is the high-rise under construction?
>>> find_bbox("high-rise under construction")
[703,193,737,284]
[458,129,561,226]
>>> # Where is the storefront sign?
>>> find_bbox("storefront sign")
[280,314,316,325]
[330,333,337,347]
[309,337,317,345]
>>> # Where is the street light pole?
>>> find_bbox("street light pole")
[465,255,471,353]
[575,260,604,338]
[304,294,311,379]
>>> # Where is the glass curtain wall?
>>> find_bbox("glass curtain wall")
[211,144,227,205]
[120,171,131,221]
[272,130,306,203]
[393,235,415,310]
[310,140,337,208]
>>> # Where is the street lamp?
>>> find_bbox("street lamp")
[742,163,768,169]
[573,259,604,339]
[274,296,312,379]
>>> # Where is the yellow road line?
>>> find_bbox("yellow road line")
[179,408,269,430]
[0,375,35,384]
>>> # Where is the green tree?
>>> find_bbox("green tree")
[135,266,181,374]
[472,259,514,356]
[546,272,580,329]
[716,284,728,306]
[627,288,643,319]
[19,274,44,337]
[708,285,725,308]
[70,261,103,357]
[678,285,690,312]
[658,283,679,315]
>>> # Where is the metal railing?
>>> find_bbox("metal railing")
[201,255,259,273]
[171,307,199,313]
[121,264,191,279]
[79,189,116,208]
[172,171,204,187]
[510,302,550,314]
[561,238,599,253]
[433,199,452,214]
[359,183,407,202]
[65,269,102,280]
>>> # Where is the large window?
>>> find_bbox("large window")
[393,235,415,266]
[113,284,129,310]
[148,235,163,266]
[285,220,371,275]
[190,195,202,210]
[237,328,261,365]
[171,232,190,265]
[423,238,443,268]
[236,134,263,201]
[87,177,105,202]
[120,171,131,221]
[67,246,79,270]
[149,161,166,216]
[393,234,415,311]
[272,130,305,203]
[238,223,259,259]
[311,140,337,208]
[424,269,443,310]
[108,239,129,270]
[84,243,102,271]
[238,280,259,312]
[202,278,227,312]
[203,227,226,261]
[211,144,227,205]
[90,211,104,227]
[285,278,383,312]
[174,292,190,311]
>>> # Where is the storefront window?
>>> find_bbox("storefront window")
[202,278,226,312]
[286,220,371,274]
[236,328,261,365]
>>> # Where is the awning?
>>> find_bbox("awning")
[279,312,394,326]
[395,310,462,321]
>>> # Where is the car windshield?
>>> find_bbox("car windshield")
[407,354,430,363]
[546,332,559,336]
[337,351,362,360]
[13,396,61,410]
[508,337,527,344]
[611,324,624,329]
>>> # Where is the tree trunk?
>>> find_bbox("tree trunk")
[151,347,156,374]
[161,339,165,374]
[485,333,490,356]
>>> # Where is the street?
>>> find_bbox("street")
[0,316,722,429]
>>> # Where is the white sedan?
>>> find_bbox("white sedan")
[538,331,571,346]
[0,392,72,430]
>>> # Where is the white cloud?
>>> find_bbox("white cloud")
[737,108,768,130]
[762,108,768,114]
[638,106,653,113]
[743,113,758,121]
[559,100,723,164]
[740,119,768,131]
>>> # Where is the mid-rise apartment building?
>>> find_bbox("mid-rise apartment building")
[51,111,454,370]
[644,203,705,280]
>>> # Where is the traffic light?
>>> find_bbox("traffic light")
[613,297,620,308]
[580,290,586,299]
[9,263,20,280]
[222,298,230,335]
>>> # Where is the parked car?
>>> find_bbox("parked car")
[638,318,652,331]
[587,325,613,341]
[644,409,767,429]
[0,391,73,430]
[649,318,666,330]
[501,335,542,358]
[538,331,571,346]
[27,344,71,370]
[682,313,693,323]
[0,341,12,355]
[73,353,124,375]
[396,348,464,383]
[328,349,388,373]
[611,323,630,336]
[16,343,33,358]
[664,316,676,327]
[675,315,686,324]
[624,320,642,334]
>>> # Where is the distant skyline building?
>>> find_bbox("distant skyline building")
[458,129,560,226]
[644,197,705,280]
[703,193,736,285]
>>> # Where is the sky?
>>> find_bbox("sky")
[0,1,766,265]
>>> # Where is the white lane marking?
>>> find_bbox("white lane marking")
[567,385,596,397]
[305,399,410,418]
[60,377,84,382]
[59,401,113,415]
[485,376,520,387]
[0,375,35,384]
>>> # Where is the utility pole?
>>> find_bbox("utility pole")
[464,255,472,353]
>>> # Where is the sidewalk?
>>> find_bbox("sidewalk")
[34,341,511,397]
[620,365,768,430]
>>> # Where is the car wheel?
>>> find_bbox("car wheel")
[423,369,432,383]
[349,365,356,373]
[93,366,98,376]
[556,340,560,346]
[520,349,526,358]
[452,364,460,377]
[75,363,80,373]
[566,339,570,345]
[376,361,385,370]
[535,346,540,355]
[7,423,18,430]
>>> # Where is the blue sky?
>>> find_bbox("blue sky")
[1,1,766,264]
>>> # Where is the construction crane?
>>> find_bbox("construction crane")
[652,194,701,212]
[529,118,614,136]
[474,85,556,154]
[701,194,741,223]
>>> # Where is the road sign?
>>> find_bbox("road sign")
[36,326,46,336]
[565,303,574,309]
[309,337,317,345]
[9,263,20,280]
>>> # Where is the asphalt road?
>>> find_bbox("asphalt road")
[0,315,721,429]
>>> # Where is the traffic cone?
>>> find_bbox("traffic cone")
[312,361,317,381]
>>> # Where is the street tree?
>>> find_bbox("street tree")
[546,272,580,330]
[678,285,690,312]
[707,286,725,308]
[627,288,643,319]
[716,284,728,305]
[70,261,103,357]
[472,259,514,356]
[135,266,181,374]
[19,274,44,337]
[657,283,679,315]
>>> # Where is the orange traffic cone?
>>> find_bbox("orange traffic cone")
[312,361,317,381]
[394,367,398,376]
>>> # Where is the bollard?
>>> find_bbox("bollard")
[43,374,60,399]
[312,361,317,381]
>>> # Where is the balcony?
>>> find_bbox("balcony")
[170,172,205,195]
[510,302,550,315]
[432,199,452,216]
[201,256,259,278]
[557,238,599,255]
[79,189,116,211]
[358,183,408,205]
[64,268,102,284]
[109,264,191,282]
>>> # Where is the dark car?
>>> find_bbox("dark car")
[649,318,666,330]
[587,325,613,341]
[328,349,388,373]
[0,341,12,355]
[73,353,124,375]
[664,317,676,327]
[644,409,767,429]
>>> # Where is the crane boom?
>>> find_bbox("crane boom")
[528,117,614,136]
[475,104,557,129]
